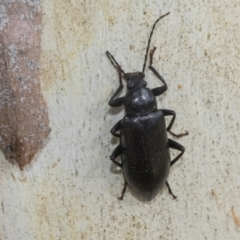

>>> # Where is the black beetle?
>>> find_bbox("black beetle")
[106,12,188,201]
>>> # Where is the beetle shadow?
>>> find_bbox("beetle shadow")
[107,105,124,115]
[110,135,119,145]
[110,161,122,174]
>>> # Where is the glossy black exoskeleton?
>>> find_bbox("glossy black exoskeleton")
[106,12,188,201]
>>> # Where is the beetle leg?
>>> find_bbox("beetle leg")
[148,47,168,96]
[118,181,127,200]
[162,109,189,137]
[166,181,177,199]
[151,84,168,96]
[109,90,125,107]
[110,144,124,168]
[110,120,122,138]
[166,139,185,199]
[168,139,185,166]
[149,66,168,96]
[109,66,125,107]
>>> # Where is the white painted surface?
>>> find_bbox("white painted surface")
[1,0,240,239]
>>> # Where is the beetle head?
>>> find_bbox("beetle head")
[125,72,147,90]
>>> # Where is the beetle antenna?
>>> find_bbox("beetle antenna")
[106,51,127,78]
[142,12,170,73]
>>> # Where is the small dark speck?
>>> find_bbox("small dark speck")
[1,201,4,214]
[212,189,218,199]
[177,84,182,90]
[75,169,78,177]
[11,173,16,181]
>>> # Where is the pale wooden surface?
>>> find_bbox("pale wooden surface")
[1,0,240,239]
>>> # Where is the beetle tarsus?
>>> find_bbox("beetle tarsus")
[118,182,127,200]
[166,181,177,199]
[169,130,189,138]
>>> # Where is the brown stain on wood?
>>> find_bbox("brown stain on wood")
[231,207,240,227]
[0,2,50,169]
[177,84,183,90]
[19,176,27,182]
[212,189,218,199]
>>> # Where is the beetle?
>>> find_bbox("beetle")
[106,12,188,201]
